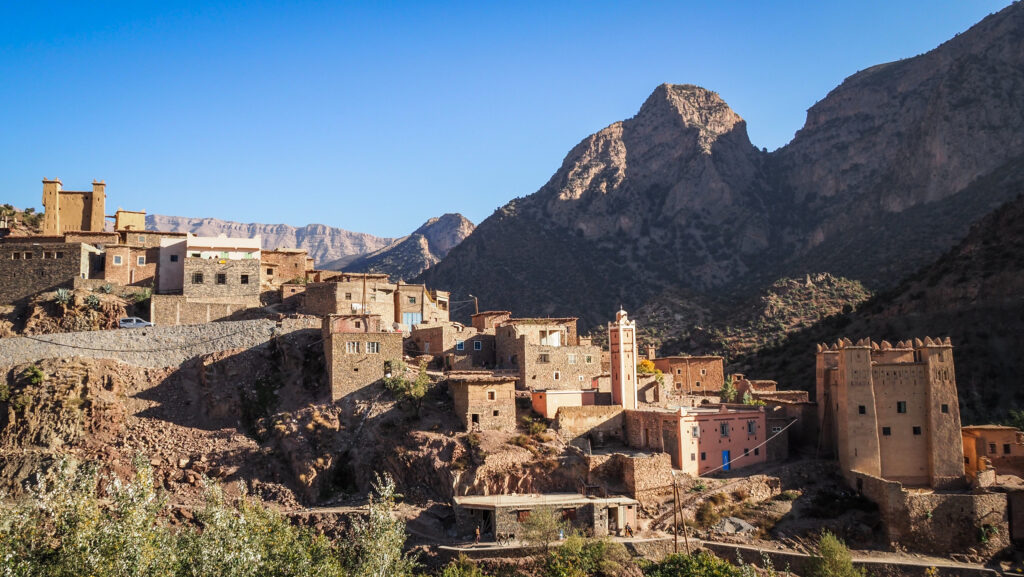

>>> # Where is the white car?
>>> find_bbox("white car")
[118,317,154,328]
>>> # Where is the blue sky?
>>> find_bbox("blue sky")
[0,1,1012,237]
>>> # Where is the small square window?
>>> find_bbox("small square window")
[366,342,380,354]
[113,255,123,265]
[897,401,907,414]
[408,296,416,304]
[1004,444,1011,454]
[754,447,760,456]
[990,443,998,453]
[266,267,274,275]
[474,341,482,351]
[137,256,145,266]
[553,371,560,380]
[858,405,866,414]
[882,427,891,436]
[345,292,353,300]
[568,354,576,364]
[700,452,706,461]
[138,235,145,243]
[690,453,696,462]
[701,368,707,376]
[216,273,226,284]
[585,355,593,364]
[55,252,64,259]
[913,426,922,435]
[456,340,465,351]
[493,410,499,417]
[23,253,31,260]
[240,274,249,284]
[538,353,550,363]
[695,381,701,388]
[578,375,585,381]
[11,252,19,260]
[192,272,204,284]
[720,423,729,436]
[941,404,949,414]
[487,390,496,401]
[170,254,179,262]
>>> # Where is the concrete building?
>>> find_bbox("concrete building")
[453,493,638,541]
[817,337,966,489]
[652,355,724,396]
[495,317,602,391]
[625,405,768,474]
[532,389,600,419]
[41,178,106,235]
[447,373,516,431]
[609,309,638,410]
[302,274,449,329]
[323,313,404,402]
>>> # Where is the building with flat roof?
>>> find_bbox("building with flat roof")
[447,373,516,431]
[452,493,638,541]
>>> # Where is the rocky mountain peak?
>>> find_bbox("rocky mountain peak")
[637,84,748,153]
[412,213,476,256]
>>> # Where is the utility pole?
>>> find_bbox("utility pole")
[468,294,479,315]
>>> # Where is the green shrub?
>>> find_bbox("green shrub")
[774,490,800,501]
[441,554,491,577]
[641,551,742,577]
[810,531,865,577]
[98,283,113,294]
[21,365,45,386]
[695,501,719,528]
[542,534,635,577]
[85,294,101,310]
[53,288,72,306]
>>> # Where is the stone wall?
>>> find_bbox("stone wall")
[0,319,313,368]
[261,250,309,287]
[183,257,260,300]
[150,294,261,326]
[555,406,625,446]
[449,379,516,431]
[0,242,88,304]
[622,452,673,503]
[324,331,404,401]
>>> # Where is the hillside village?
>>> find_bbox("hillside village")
[2,178,1024,574]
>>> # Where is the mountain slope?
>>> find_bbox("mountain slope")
[146,214,396,268]
[332,213,474,280]
[420,3,1024,331]
[735,187,1024,425]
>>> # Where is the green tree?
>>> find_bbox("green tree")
[339,472,418,577]
[543,534,637,577]
[384,360,430,416]
[810,531,865,577]
[641,551,742,577]
[719,376,738,403]
[440,554,491,577]
[520,506,567,553]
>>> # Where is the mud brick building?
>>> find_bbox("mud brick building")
[0,240,95,302]
[453,493,638,541]
[817,337,965,489]
[410,322,496,369]
[447,373,516,431]
[652,355,724,396]
[261,249,314,288]
[625,405,767,474]
[41,178,106,235]
[323,314,403,401]
[302,274,449,329]
[963,425,1024,479]
[494,317,602,391]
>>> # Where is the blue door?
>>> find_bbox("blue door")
[402,312,423,327]
[722,450,731,471]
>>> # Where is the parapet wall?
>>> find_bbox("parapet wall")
[0,319,318,369]
[555,406,625,445]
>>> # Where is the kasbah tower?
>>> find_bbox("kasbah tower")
[609,309,638,410]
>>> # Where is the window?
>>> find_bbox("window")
[469,340,480,351]
[897,401,907,414]
[538,353,550,363]
[345,292,352,300]
[941,404,949,414]
[700,368,707,376]
[191,252,201,258]
[191,272,204,284]
[170,254,179,262]
[771,426,782,433]
[585,355,593,364]
[913,426,922,435]
[345,342,359,354]
[700,452,706,461]
[553,371,560,381]
[487,390,496,401]
[691,426,700,437]
[113,255,123,265]
[747,420,756,434]
[691,453,696,462]
[266,267,274,275]
[55,252,64,258]
[366,342,380,354]
[567,354,576,364]
[493,410,499,417]
[240,274,249,284]
[138,235,145,243]
[11,252,19,260]
[456,340,465,351]
[578,375,585,382]
[354,321,361,328]
[965,456,970,465]
[539,330,561,347]
[137,256,145,266]
[882,427,891,436]
[1005,444,1012,455]
[989,443,998,453]
[216,273,226,285]
[858,405,866,414]
[676,369,682,375]
[744,448,749,456]
[720,423,729,437]
[408,296,416,304]
[517,510,530,522]
[23,253,31,260]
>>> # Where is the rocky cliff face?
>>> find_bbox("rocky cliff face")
[334,213,474,280]
[420,3,1024,333]
[146,214,396,268]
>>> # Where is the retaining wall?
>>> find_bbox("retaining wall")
[0,318,321,368]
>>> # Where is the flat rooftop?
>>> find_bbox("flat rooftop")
[453,493,637,510]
